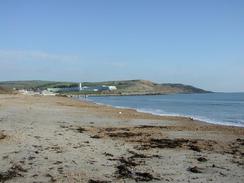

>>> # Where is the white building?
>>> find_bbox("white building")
[108,86,117,90]
[47,83,117,93]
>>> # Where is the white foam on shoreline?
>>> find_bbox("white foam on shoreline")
[78,97,244,128]
[136,108,244,127]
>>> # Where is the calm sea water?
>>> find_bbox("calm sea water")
[86,93,244,127]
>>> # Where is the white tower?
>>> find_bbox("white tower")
[79,83,82,91]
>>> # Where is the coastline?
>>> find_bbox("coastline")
[77,94,244,128]
[0,94,243,182]
[67,91,212,97]
[86,98,243,132]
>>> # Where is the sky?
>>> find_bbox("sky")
[0,0,243,92]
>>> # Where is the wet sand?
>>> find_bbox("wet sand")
[0,94,243,183]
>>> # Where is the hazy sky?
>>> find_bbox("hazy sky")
[0,0,243,92]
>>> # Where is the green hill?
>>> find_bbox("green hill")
[84,80,209,94]
[0,80,77,90]
[0,80,210,95]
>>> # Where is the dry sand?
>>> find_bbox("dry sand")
[0,94,243,183]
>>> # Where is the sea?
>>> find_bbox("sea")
[83,93,244,127]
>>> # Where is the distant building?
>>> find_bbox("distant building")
[79,83,82,91]
[47,83,117,93]
[41,90,56,96]
[107,86,117,90]
[81,85,117,92]
[47,87,80,92]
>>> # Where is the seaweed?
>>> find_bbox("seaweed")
[149,138,189,148]
[0,132,6,140]
[76,127,87,133]
[188,166,203,173]
[197,157,207,162]
[108,132,141,138]
[0,164,27,182]
[88,180,111,183]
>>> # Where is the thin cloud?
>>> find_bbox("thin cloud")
[0,49,80,63]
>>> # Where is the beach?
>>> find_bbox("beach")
[0,94,243,183]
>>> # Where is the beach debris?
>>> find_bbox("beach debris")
[46,173,56,182]
[115,163,158,181]
[0,131,6,140]
[76,127,87,133]
[88,179,111,183]
[211,164,230,171]
[60,124,88,134]
[114,151,159,181]
[104,128,117,132]
[28,156,36,161]
[53,161,63,165]
[197,157,207,162]
[90,127,219,153]
[73,143,85,149]
[59,124,71,129]
[135,137,218,153]
[226,139,244,156]
[104,127,130,132]
[148,138,189,149]
[34,135,41,139]
[108,132,141,138]
[116,164,132,178]
[119,112,122,114]
[103,152,113,157]
[87,160,96,165]
[231,158,244,166]
[188,166,203,173]
[135,125,167,129]
[236,138,244,145]
[90,135,101,139]
[2,155,9,160]
[0,164,27,182]
[189,145,201,152]
[57,167,63,174]
[118,157,138,167]
[127,150,161,159]
[219,172,227,177]
[134,172,156,182]
[46,145,63,153]
[128,150,149,159]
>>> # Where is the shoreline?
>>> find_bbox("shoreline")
[67,91,212,97]
[75,95,244,128]
[68,95,244,135]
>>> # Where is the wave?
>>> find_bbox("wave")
[135,108,244,127]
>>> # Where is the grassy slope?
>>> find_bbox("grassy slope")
[0,80,210,94]
[0,81,77,90]
[0,86,13,94]
[83,80,209,94]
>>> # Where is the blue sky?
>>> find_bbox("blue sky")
[0,0,243,92]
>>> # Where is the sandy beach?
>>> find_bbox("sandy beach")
[0,94,243,183]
